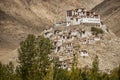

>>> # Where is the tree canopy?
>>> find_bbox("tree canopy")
[0,34,119,80]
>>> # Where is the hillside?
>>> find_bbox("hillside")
[92,0,120,37]
[0,0,104,64]
[0,0,120,71]
[0,0,103,49]
[41,24,120,72]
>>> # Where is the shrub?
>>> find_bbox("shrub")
[91,27,104,36]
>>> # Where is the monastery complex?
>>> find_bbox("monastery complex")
[41,8,108,70]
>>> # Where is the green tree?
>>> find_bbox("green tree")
[70,53,79,80]
[53,57,61,80]
[0,62,15,80]
[81,70,88,80]
[18,34,36,80]
[118,65,120,80]
[109,65,120,80]
[101,73,109,80]
[6,62,14,80]
[91,56,99,80]
[34,36,52,79]
[17,34,52,80]
[0,62,7,80]
[44,64,54,80]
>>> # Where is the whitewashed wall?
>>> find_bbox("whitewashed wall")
[80,51,89,57]
[81,18,100,24]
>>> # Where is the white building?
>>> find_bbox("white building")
[54,8,101,27]
[66,8,101,26]
[80,50,89,57]
[55,21,67,27]
[44,32,53,38]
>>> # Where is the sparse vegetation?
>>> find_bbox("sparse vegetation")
[91,27,104,36]
[106,28,109,32]
[0,34,120,80]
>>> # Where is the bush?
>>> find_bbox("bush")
[91,27,104,36]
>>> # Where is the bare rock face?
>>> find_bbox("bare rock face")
[92,0,120,37]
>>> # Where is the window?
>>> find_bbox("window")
[67,11,72,16]
[71,18,73,20]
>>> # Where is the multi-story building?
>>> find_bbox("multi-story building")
[66,8,101,26]
[55,8,101,27]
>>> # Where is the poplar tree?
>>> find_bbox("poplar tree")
[34,36,52,79]
[70,53,79,80]
[91,56,99,80]
[0,61,17,80]
[0,62,6,80]
[18,34,36,80]
[17,34,52,80]
[118,65,120,80]
[6,62,14,80]
[44,64,53,80]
